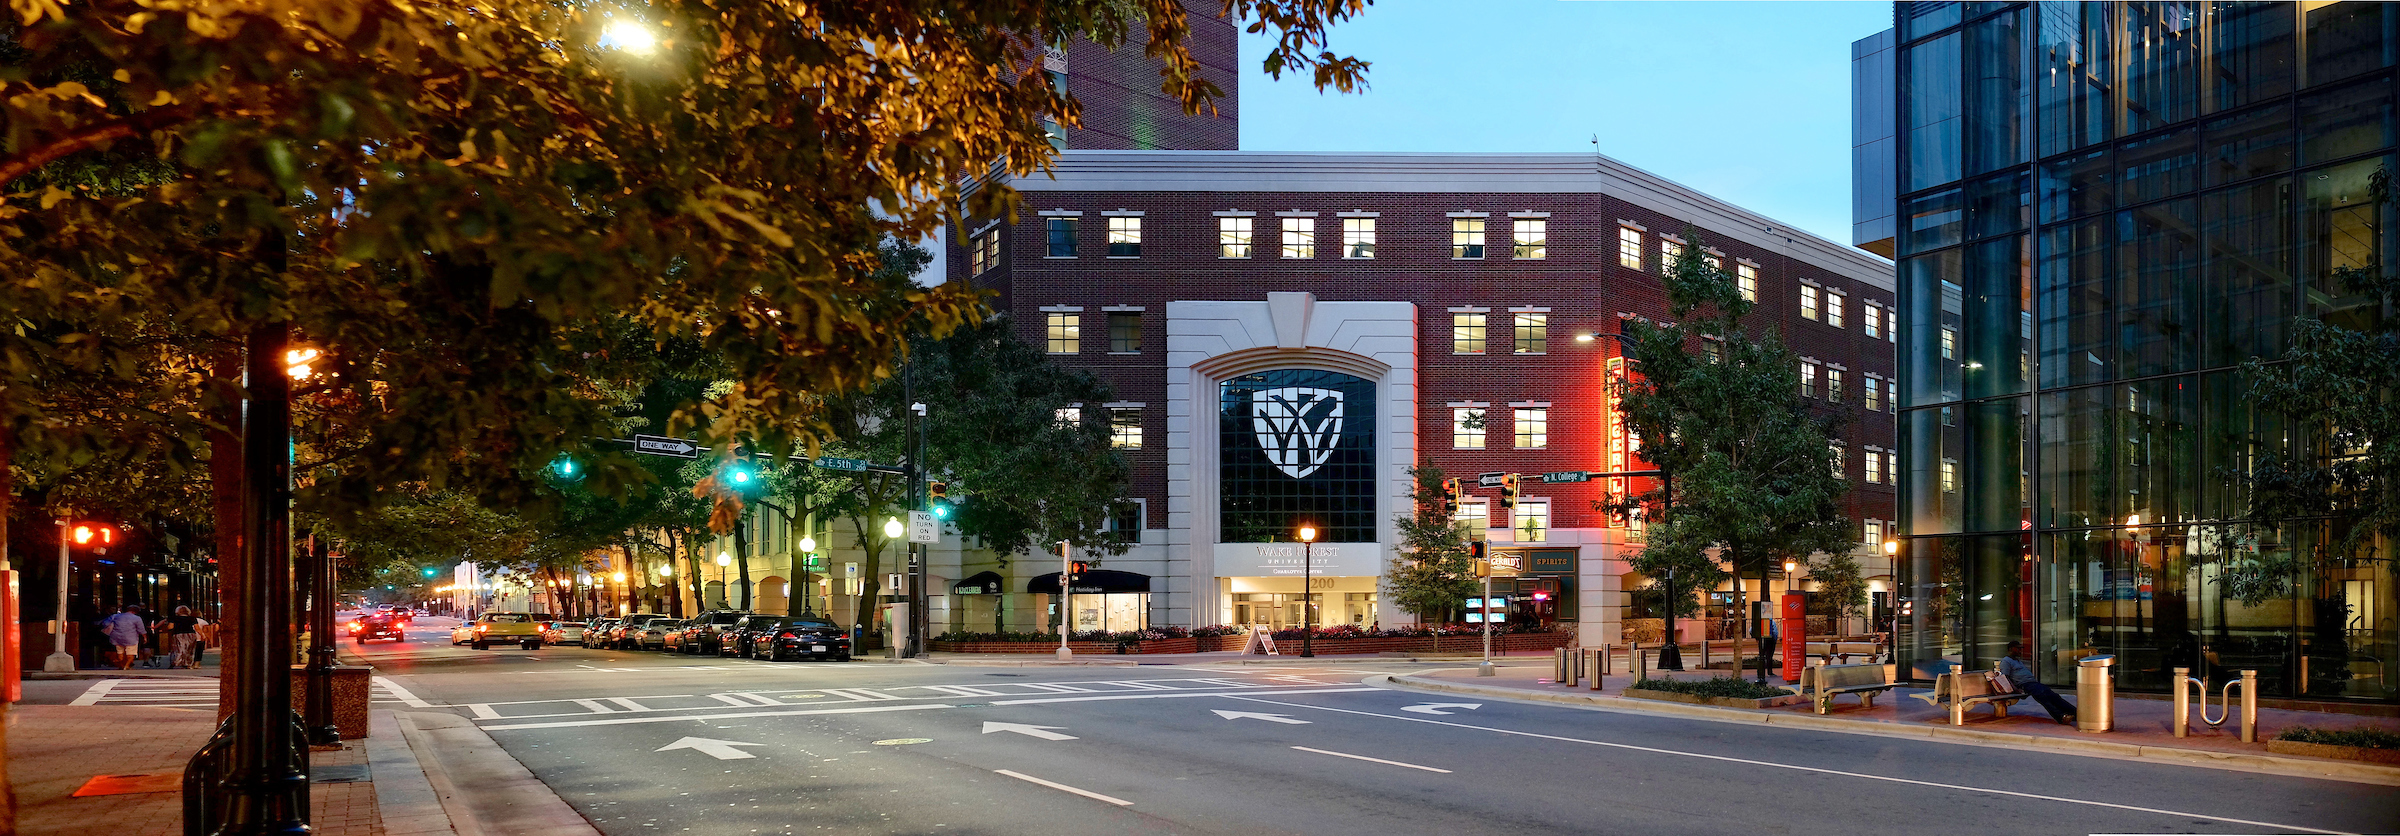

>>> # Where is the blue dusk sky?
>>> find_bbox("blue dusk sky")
[1238,1,1894,248]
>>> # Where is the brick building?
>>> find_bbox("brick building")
[948,151,1898,644]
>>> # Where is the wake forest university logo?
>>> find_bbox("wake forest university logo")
[1251,387,1345,479]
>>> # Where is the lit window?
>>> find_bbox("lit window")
[1864,377,1883,412]
[1737,263,1758,302]
[1514,501,1550,542]
[1513,312,1547,355]
[1219,217,1252,258]
[1660,238,1684,271]
[1865,450,1884,484]
[1452,408,1486,449]
[1830,443,1845,478]
[1941,326,1957,359]
[1512,219,1546,259]
[1281,217,1315,259]
[1864,303,1883,339]
[1108,312,1140,353]
[1045,312,1079,354]
[1886,453,1898,485]
[1888,310,1898,343]
[1800,360,1819,398]
[1343,218,1376,259]
[1801,285,1821,320]
[1045,69,1068,98]
[1110,408,1142,449]
[1106,216,1141,257]
[1941,459,1958,493]
[1618,227,1643,269]
[1826,368,1844,403]
[968,230,989,276]
[1865,519,1885,544]
[1458,501,1489,533]
[1054,406,1081,426]
[981,230,1001,273]
[1452,312,1487,354]
[1702,339,1722,364]
[1704,253,1724,273]
[1454,218,1486,259]
[1515,407,1548,449]
[1826,293,1845,328]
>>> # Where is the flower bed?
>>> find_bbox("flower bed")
[1622,676,1806,709]
[928,626,1570,655]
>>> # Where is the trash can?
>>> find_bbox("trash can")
[2075,655,2115,733]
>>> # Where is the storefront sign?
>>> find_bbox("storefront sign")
[1526,550,1578,576]
[1214,542,1381,577]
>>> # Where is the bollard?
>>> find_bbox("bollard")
[1554,647,1571,684]
[1572,646,1585,684]
[2239,669,2258,743]
[2172,666,2193,738]
[1632,641,1649,683]
[1587,648,1604,691]
[1699,638,1712,669]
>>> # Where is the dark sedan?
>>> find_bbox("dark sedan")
[742,616,851,662]
[717,614,790,658]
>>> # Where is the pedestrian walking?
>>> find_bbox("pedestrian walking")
[163,605,204,668]
[98,605,148,670]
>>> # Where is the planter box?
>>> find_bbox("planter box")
[1622,686,1806,710]
[2267,740,2400,765]
[928,632,1570,655]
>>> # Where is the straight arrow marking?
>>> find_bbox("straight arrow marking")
[656,736,761,760]
[1211,709,1310,724]
[983,721,1077,741]
[1401,703,1482,715]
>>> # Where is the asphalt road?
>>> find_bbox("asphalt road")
[40,616,2400,835]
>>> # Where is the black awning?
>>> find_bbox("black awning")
[1026,569,1150,595]
[950,571,1006,595]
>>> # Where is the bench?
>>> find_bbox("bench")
[1798,663,1893,714]
[1909,668,2030,726]
[1804,641,1885,664]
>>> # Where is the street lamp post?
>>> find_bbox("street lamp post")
[1297,525,1317,658]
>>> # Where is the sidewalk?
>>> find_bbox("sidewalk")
[6,704,386,836]
[1381,661,2400,785]
[886,649,1566,666]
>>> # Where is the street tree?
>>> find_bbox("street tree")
[1386,464,1477,624]
[1604,233,1852,682]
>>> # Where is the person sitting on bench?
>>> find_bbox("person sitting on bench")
[1999,642,2075,726]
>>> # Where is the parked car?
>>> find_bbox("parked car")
[636,618,677,651]
[602,615,659,649]
[353,614,407,644]
[469,612,544,650]
[718,614,790,658]
[541,621,589,646]
[741,616,851,662]
[675,611,752,655]
[585,617,619,644]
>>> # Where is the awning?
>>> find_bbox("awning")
[950,571,1006,595]
[1026,569,1151,595]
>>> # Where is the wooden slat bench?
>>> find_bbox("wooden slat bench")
[1909,668,2029,725]
[1798,663,1893,714]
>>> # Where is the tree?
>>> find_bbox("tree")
[1604,232,1852,682]
[1805,551,1870,634]
[1386,464,1477,623]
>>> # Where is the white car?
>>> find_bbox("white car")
[541,621,589,646]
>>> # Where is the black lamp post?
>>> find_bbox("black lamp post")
[1297,525,1317,658]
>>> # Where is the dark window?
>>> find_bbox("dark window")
[1903,187,1963,255]
[1964,170,2029,240]
[2116,198,2201,378]
[2120,3,2199,136]
[1904,32,1964,191]
[2036,2,2114,157]
[1108,312,1141,353]
[1218,369,1377,544]
[2201,176,2294,367]
[2202,102,2294,187]
[2303,0,2395,87]
[2298,78,2395,164]
[2205,0,2293,113]
[1108,500,1142,543]
[2118,127,2199,206]
[1046,218,1077,257]
[2038,148,2113,223]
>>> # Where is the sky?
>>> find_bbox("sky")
[1237,1,1894,247]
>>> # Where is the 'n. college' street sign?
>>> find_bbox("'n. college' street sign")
[631,434,702,459]
[1540,471,1591,483]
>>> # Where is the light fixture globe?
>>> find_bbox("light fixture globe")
[1297,525,1317,543]
[798,535,817,554]
[883,517,905,538]
[658,564,673,577]
[715,552,732,567]
[611,571,627,584]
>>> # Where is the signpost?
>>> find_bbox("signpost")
[1781,592,1807,683]
[630,434,702,458]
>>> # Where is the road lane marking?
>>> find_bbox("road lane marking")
[989,687,1376,706]
[983,721,1077,741]
[1212,709,1309,724]
[922,685,1005,697]
[1291,746,1452,773]
[572,699,617,714]
[656,736,761,760]
[1222,696,2355,836]
[819,687,901,701]
[1401,703,1482,715]
[478,702,954,731]
[994,770,1132,806]
[373,677,435,708]
[606,697,654,711]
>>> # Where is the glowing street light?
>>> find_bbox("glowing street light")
[883,517,904,539]
[798,535,817,553]
[715,551,732,567]
[602,19,657,54]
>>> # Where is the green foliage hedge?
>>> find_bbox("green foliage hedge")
[1630,676,1794,700]
[2276,726,2400,750]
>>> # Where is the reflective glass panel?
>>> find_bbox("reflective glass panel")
[2038,148,2113,223]
[2037,1,2115,157]
[2200,177,2293,367]
[2298,78,2395,164]
[2040,385,2116,528]
[2037,217,2113,387]
[1219,370,1378,543]
[1903,249,1965,406]
[2303,0,2395,87]
[2116,199,2202,378]
[2203,1,2294,113]
[2122,2,2201,136]
[2119,127,2201,205]
[2201,102,2294,186]
[1906,32,1966,191]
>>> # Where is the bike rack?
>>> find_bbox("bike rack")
[2171,666,2258,742]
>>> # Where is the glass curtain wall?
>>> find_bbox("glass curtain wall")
[1896,0,2397,701]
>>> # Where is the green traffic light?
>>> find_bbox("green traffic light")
[423,567,438,577]
[932,504,950,519]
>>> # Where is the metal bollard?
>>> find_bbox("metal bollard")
[1699,638,1712,669]
[1587,648,1604,691]
[2239,669,2258,743]
[2173,666,2193,738]
[1554,647,1571,684]
[1632,641,1649,683]
[1572,646,1586,683]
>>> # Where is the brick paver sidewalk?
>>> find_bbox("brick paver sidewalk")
[7,704,385,836]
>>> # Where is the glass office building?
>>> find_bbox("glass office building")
[1860,1,2396,702]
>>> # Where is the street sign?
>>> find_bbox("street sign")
[907,510,939,544]
[1541,471,1591,483]
[815,456,869,472]
[630,434,701,459]
[1477,472,1507,488]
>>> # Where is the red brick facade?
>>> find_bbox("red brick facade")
[1055,1,1240,151]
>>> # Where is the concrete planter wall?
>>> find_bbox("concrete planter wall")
[929,632,1570,655]
[1621,686,1807,710]
[2266,740,2400,765]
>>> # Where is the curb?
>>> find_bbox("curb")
[367,710,460,836]
[1376,673,2400,787]
[395,709,603,836]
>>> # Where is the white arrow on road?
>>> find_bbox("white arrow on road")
[1401,703,1482,716]
[655,737,762,760]
[1211,709,1310,725]
[982,721,1077,741]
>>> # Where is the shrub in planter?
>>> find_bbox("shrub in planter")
[1629,676,1793,701]
[2275,726,2400,749]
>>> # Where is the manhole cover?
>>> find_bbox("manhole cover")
[871,738,932,746]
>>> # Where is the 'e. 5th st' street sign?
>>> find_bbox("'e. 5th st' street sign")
[815,456,870,472]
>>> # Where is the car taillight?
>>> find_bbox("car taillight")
[778,632,796,639]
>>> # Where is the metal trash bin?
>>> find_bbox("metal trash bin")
[2075,654,2115,733]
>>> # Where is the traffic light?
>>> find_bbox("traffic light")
[1069,560,1090,575]
[928,481,951,518]
[422,567,439,578]
[1467,540,1486,562]
[71,524,114,546]
[1499,473,1521,510]
[722,447,764,497]
[1469,540,1490,577]
[547,454,583,483]
[1441,478,1461,514]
